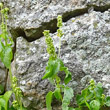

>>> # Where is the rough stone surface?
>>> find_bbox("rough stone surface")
[1,0,110,40]
[1,0,110,109]
[11,9,110,109]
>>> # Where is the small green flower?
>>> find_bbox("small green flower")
[101,94,105,99]
[1,9,4,14]
[4,7,9,12]
[90,79,95,85]
[57,15,63,28]
[43,30,57,60]
[12,76,17,83]
[12,100,19,108]
[57,29,63,37]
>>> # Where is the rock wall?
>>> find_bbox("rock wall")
[1,0,110,110]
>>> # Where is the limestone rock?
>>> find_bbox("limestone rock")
[1,0,110,40]
[12,9,110,109]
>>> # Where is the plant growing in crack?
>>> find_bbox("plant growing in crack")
[0,2,26,110]
[42,15,110,110]
[42,15,74,110]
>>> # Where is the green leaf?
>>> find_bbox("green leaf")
[94,83,103,99]
[2,46,13,68]
[48,78,55,85]
[90,100,100,110]
[0,97,6,108]
[0,42,4,53]
[0,46,13,69]
[2,91,12,110]
[0,98,5,107]
[60,67,72,85]
[59,58,72,85]
[18,106,27,110]
[69,107,75,110]
[73,108,81,110]
[0,85,4,94]
[76,94,85,106]
[58,58,72,84]
[46,91,53,110]
[42,59,60,79]
[62,87,74,110]
[3,90,12,102]
[0,33,5,39]
[76,88,93,106]
[81,88,88,98]
[57,58,64,67]
[105,96,110,107]
[54,88,62,100]
[9,106,16,110]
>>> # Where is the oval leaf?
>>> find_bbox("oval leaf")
[3,90,12,102]
[54,88,62,100]
[90,100,100,110]
[46,91,53,110]
[105,96,110,107]
[62,87,74,110]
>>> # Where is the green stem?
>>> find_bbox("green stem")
[85,100,91,110]
[9,66,13,87]
[5,103,7,110]
[9,66,19,108]
[58,37,61,58]
[5,13,7,32]
[20,98,23,110]
[4,13,8,45]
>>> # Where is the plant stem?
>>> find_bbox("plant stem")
[20,98,23,110]
[85,100,91,110]
[9,66,13,87]
[58,37,61,58]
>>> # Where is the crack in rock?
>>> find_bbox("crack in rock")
[9,4,110,42]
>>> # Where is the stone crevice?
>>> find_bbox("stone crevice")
[10,4,110,42]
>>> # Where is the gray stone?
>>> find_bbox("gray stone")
[1,0,110,40]
[11,9,110,109]
[1,0,110,109]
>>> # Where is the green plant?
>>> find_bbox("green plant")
[42,15,110,110]
[42,15,74,110]
[11,76,24,110]
[0,84,4,94]
[0,2,26,110]
[71,79,110,110]
[0,91,12,110]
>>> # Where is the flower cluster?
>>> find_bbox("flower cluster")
[57,15,63,38]
[12,76,23,108]
[89,79,96,90]
[57,15,63,28]
[12,100,19,109]
[0,3,9,27]
[43,30,57,60]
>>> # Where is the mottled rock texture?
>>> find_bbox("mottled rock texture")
[11,10,110,109]
[2,0,110,41]
[1,0,110,110]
